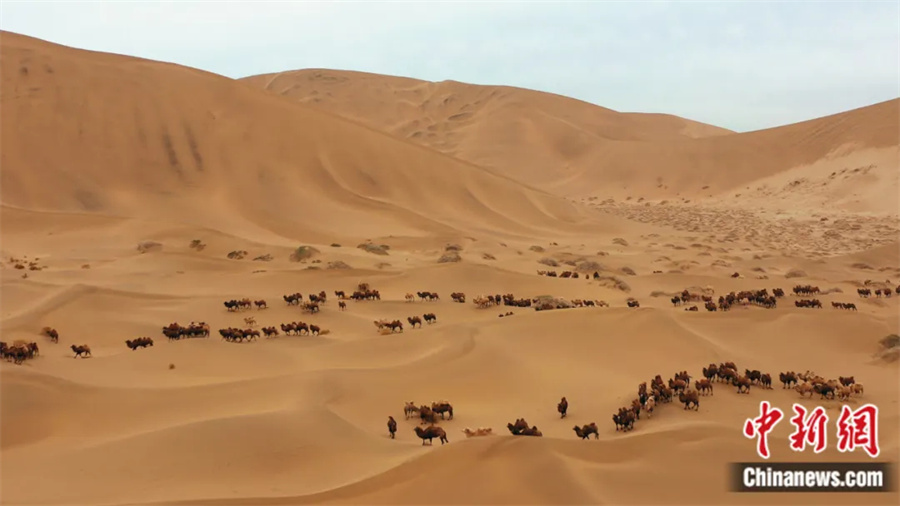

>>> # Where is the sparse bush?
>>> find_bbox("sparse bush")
[357,243,390,255]
[445,244,463,252]
[529,245,545,253]
[438,251,461,263]
[482,253,496,260]
[851,263,874,270]
[595,275,630,292]
[327,261,351,269]
[538,257,559,267]
[575,261,604,273]
[612,238,629,247]
[785,269,807,279]
[137,241,163,254]
[253,254,273,262]
[290,246,320,262]
[227,250,247,260]
[620,266,636,276]
[330,243,341,248]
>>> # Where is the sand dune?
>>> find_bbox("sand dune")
[241,70,898,208]
[2,31,899,506]
[0,32,615,245]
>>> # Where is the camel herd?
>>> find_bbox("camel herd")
[537,270,603,279]
[381,363,867,444]
[7,273,888,365]
[0,340,39,364]
[857,287,895,298]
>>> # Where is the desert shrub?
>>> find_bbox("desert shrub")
[784,269,807,279]
[290,246,319,262]
[137,241,162,254]
[575,261,604,273]
[357,243,389,255]
[595,275,630,292]
[438,251,461,263]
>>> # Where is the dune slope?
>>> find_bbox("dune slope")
[242,69,898,210]
[0,31,610,246]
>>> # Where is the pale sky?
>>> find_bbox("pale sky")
[1,1,898,132]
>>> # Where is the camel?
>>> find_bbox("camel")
[745,369,762,384]
[404,402,419,419]
[309,325,321,336]
[780,371,798,389]
[695,379,713,395]
[418,405,438,424]
[254,300,267,310]
[407,316,422,328]
[851,383,864,396]
[518,426,543,437]
[338,301,347,311]
[387,416,397,439]
[243,317,257,327]
[405,293,415,303]
[423,313,437,324]
[794,382,815,398]
[838,376,855,387]
[732,375,752,394]
[125,337,153,350]
[668,378,687,394]
[835,386,852,402]
[41,327,59,343]
[573,422,599,440]
[413,425,448,445]
[759,373,772,389]
[461,427,493,437]
[814,382,836,400]
[506,418,529,435]
[679,390,700,410]
[283,293,302,306]
[71,344,91,358]
[558,397,568,418]
[262,326,279,338]
[613,410,635,431]
[431,401,453,420]
[627,299,640,308]
[643,395,656,418]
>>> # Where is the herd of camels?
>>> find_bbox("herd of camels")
[0,279,885,445]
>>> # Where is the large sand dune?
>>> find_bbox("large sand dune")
[243,70,899,211]
[2,31,899,506]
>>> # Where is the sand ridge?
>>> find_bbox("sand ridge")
[1,30,899,506]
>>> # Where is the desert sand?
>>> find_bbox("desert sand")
[1,31,898,506]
